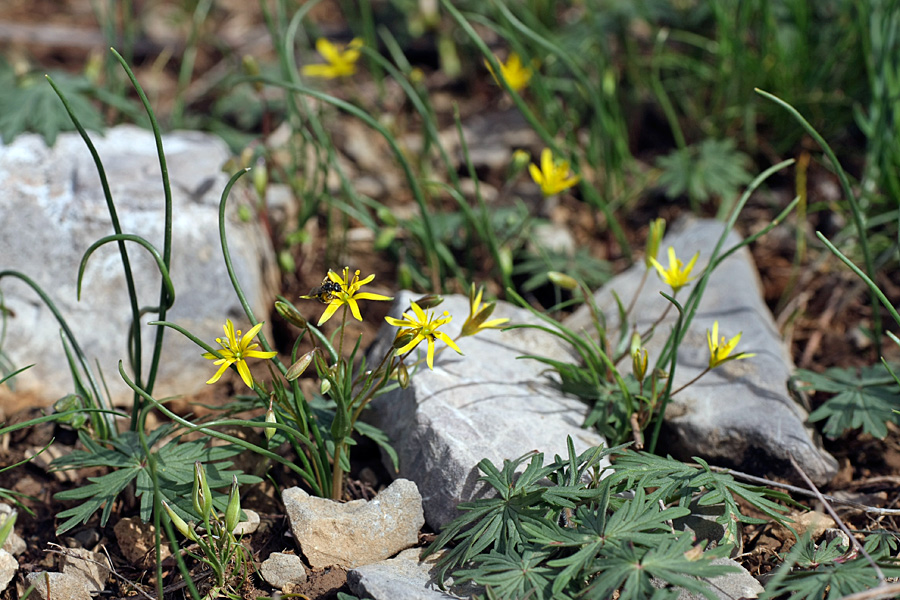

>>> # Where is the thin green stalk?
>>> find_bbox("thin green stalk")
[756,88,882,354]
[657,158,795,369]
[46,74,145,410]
[110,48,175,401]
[816,232,900,329]
[77,234,175,307]
[647,293,685,455]
[0,271,112,438]
[170,0,213,128]
[119,363,322,495]
[137,412,200,600]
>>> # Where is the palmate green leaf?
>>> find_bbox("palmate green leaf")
[796,363,900,439]
[52,426,260,534]
[655,139,752,204]
[763,536,900,600]
[607,452,792,545]
[583,535,736,600]
[454,548,567,600]
[0,61,104,146]
[531,484,691,595]
[424,451,563,583]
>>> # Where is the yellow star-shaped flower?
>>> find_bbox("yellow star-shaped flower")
[649,247,699,293]
[385,302,463,370]
[528,148,581,196]
[461,284,509,337]
[202,319,277,389]
[707,321,755,368]
[302,38,363,79]
[485,52,533,92]
[316,267,393,326]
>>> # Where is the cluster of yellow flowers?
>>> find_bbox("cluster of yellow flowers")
[203,267,509,388]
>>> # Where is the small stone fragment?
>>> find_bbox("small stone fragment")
[25,572,92,600]
[113,517,170,568]
[0,549,16,594]
[0,505,25,557]
[260,552,308,589]
[232,508,260,536]
[60,547,110,593]
[282,479,424,569]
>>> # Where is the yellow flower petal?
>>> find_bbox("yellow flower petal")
[317,300,342,326]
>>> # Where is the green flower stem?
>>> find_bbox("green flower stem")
[647,292,685,455]
[0,270,113,438]
[668,367,711,398]
[137,408,200,600]
[216,168,286,375]
[118,362,322,495]
[110,47,174,402]
[656,159,794,371]
[757,88,881,354]
[624,268,650,321]
[815,232,900,328]
[77,234,175,306]
[46,74,145,407]
[255,76,443,289]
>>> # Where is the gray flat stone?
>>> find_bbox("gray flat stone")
[366,291,607,530]
[678,558,764,599]
[347,548,477,600]
[565,217,837,485]
[0,125,277,411]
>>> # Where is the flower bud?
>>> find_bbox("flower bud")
[320,378,331,395]
[412,294,443,310]
[645,218,666,268]
[511,149,531,172]
[275,301,308,328]
[252,157,268,200]
[264,399,277,440]
[225,475,241,533]
[392,330,418,350]
[0,510,16,548]
[547,271,578,290]
[396,362,410,389]
[286,350,315,381]
[162,501,197,542]
[498,247,513,281]
[242,55,263,92]
[632,347,648,384]
[192,461,213,521]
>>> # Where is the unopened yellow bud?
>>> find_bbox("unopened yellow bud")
[252,157,268,200]
[242,55,263,92]
[264,399,277,440]
[286,351,315,381]
[413,294,444,310]
[645,218,666,268]
[320,378,331,395]
[275,301,308,329]
[162,501,197,542]
[511,149,531,171]
[192,461,213,521]
[393,330,418,350]
[547,271,578,290]
[632,347,649,384]
[396,362,410,389]
[224,475,241,533]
